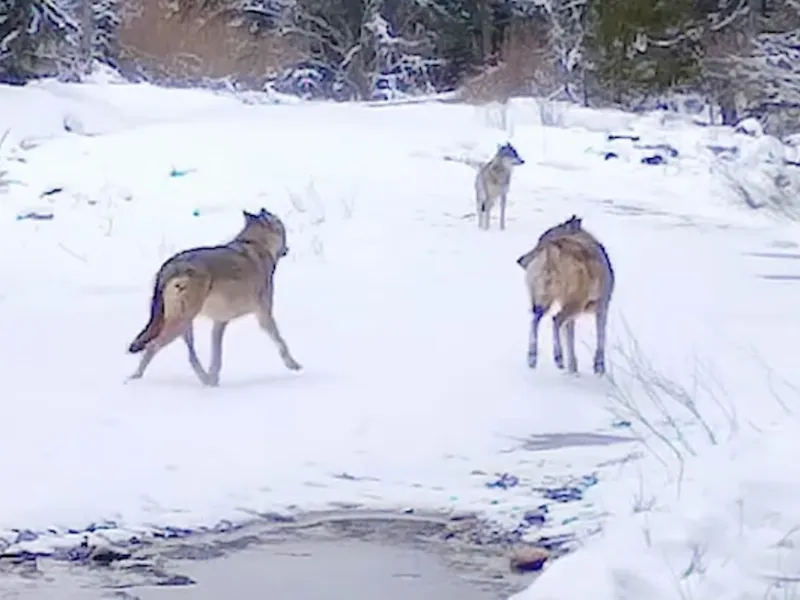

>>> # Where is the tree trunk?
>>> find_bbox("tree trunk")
[719,90,738,125]
[80,0,94,75]
[476,0,492,63]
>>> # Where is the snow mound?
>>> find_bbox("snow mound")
[510,414,800,600]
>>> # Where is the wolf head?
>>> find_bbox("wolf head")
[241,208,289,258]
[496,142,525,167]
[537,214,582,244]
[516,215,584,270]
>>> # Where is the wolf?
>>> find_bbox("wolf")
[475,142,525,231]
[126,208,302,387]
[515,215,614,375]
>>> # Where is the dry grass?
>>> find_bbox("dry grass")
[458,21,556,104]
[118,0,302,86]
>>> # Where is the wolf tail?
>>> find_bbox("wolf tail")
[128,278,166,354]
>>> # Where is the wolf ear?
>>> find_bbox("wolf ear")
[243,210,258,222]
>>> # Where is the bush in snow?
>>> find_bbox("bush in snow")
[714,129,800,219]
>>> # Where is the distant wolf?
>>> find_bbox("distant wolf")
[475,142,525,231]
[127,208,302,387]
[516,215,615,375]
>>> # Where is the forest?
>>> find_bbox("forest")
[2,0,799,129]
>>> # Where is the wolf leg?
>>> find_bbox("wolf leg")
[182,324,212,385]
[528,304,547,368]
[593,304,609,375]
[206,320,229,386]
[499,193,507,230]
[564,319,578,373]
[127,319,188,381]
[128,272,209,383]
[256,307,302,371]
[476,185,488,230]
[477,204,488,230]
[552,302,582,371]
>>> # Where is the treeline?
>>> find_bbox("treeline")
[3,0,800,129]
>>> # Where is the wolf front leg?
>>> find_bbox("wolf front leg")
[183,324,214,385]
[479,207,490,230]
[499,192,507,230]
[256,300,302,371]
[475,185,490,230]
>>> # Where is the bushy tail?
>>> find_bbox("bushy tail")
[128,279,165,354]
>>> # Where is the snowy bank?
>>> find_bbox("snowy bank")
[510,411,800,600]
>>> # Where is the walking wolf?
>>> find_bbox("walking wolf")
[516,215,614,374]
[127,208,302,386]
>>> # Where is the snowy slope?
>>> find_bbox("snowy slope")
[0,79,799,599]
[511,413,800,600]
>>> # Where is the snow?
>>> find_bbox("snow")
[511,416,800,600]
[1,76,800,599]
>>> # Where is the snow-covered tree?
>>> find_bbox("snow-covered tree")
[278,0,436,99]
[91,0,121,66]
[0,0,81,81]
[512,0,587,101]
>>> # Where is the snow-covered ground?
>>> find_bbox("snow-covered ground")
[1,73,800,599]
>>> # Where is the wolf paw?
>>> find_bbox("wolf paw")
[553,353,564,369]
[284,357,302,371]
[593,360,606,376]
[567,361,578,375]
[527,353,537,369]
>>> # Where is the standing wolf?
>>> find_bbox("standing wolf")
[516,215,614,375]
[127,208,302,386]
[475,142,525,231]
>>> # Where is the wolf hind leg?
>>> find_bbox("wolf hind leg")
[528,303,549,368]
[206,320,229,387]
[564,319,578,374]
[552,302,582,372]
[593,302,609,375]
[127,319,191,381]
[256,306,302,371]
[127,273,209,383]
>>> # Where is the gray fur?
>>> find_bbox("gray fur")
[474,142,525,231]
[517,215,614,376]
[126,208,301,387]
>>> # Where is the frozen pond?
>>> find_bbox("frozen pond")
[0,512,540,599]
